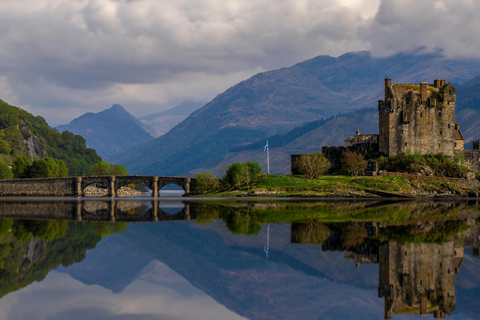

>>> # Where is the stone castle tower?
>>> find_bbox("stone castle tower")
[378,78,463,156]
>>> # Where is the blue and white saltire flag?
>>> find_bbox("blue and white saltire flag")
[263,246,269,258]
[263,140,269,151]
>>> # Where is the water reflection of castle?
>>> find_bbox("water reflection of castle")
[291,219,480,319]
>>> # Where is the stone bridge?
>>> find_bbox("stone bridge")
[0,175,197,197]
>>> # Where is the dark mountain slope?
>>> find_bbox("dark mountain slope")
[57,104,153,160]
[118,51,480,175]
[0,99,101,175]
[193,109,378,175]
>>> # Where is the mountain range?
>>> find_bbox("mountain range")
[112,50,480,176]
[57,101,203,160]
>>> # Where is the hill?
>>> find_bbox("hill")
[117,51,480,176]
[139,101,205,137]
[0,99,101,175]
[57,104,153,160]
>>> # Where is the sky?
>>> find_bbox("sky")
[1,0,480,125]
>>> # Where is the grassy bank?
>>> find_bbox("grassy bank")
[197,174,479,197]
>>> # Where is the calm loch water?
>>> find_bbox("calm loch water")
[0,199,479,320]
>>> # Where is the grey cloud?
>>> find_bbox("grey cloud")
[0,0,480,125]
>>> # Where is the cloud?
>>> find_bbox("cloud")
[364,0,480,58]
[0,0,479,125]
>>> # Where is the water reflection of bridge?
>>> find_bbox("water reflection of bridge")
[0,200,194,222]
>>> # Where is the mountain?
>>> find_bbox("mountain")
[192,108,379,175]
[57,104,154,160]
[139,101,205,138]
[201,76,480,175]
[0,99,101,175]
[117,51,480,176]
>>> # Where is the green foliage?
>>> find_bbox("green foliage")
[195,172,220,193]
[0,100,102,176]
[382,152,470,178]
[12,156,31,178]
[0,219,13,238]
[89,222,128,236]
[291,220,331,245]
[24,158,69,178]
[223,161,262,189]
[292,152,331,179]
[0,159,13,179]
[91,161,128,176]
[0,140,11,154]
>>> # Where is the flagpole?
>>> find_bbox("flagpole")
[267,146,270,175]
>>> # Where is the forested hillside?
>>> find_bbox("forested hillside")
[0,99,101,176]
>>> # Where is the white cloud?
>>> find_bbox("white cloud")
[0,0,479,125]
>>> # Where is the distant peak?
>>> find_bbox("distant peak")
[111,104,125,111]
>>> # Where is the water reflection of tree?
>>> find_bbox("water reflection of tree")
[0,219,127,298]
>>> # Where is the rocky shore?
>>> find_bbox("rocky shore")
[83,185,147,196]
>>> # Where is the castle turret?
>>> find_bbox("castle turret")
[420,81,427,102]
[385,78,391,99]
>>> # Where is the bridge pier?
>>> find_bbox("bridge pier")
[108,176,116,197]
[151,176,159,198]
[184,178,191,194]
[75,177,83,197]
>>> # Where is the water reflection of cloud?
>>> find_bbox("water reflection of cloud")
[0,272,247,320]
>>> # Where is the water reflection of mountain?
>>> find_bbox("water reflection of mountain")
[60,218,480,320]
[2,200,480,319]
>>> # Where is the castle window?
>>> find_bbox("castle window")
[405,142,407,146]
[455,142,457,147]
[420,112,423,118]
[438,112,442,117]
[440,131,442,135]
[448,124,451,129]
[402,129,404,134]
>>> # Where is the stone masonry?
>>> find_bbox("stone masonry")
[0,175,196,197]
[378,78,460,156]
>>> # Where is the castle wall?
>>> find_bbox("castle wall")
[378,79,457,157]
[458,149,480,173]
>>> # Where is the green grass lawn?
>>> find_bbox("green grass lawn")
[196,173,476,197]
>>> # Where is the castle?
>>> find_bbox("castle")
[313,78,480,173]
[379,78,463,156]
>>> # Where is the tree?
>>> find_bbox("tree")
[24,157,70,178]
[341,150,367,176]
[224,161,262,189]
[195,172,220,193]
[12,156,31,178]
[292,152,331,179]
[0,159,13,179]
[91,161,128,176]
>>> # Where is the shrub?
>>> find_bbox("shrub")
[341,150,367,176]
[224,161,262,189]
[0,159,13,179]
[91,161,128,176]
[12,156,31,178]
[292,152,330,179]
[195,172,220,193]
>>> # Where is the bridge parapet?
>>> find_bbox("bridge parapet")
[0,175,197,197]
